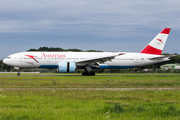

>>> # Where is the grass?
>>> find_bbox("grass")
[0,73,180,119]
[0,89,180,119]
[0,73,180,88]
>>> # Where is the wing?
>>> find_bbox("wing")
[75,53,125,67]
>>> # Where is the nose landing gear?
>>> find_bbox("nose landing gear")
[17,72,20,76]
[14,67,20,76]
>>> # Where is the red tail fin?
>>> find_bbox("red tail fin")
[140,28,171,55]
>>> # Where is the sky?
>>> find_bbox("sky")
[0,0,180,60]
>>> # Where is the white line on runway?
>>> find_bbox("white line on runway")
[1,88,180,90]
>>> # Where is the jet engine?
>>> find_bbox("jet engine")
[57,62,76,73]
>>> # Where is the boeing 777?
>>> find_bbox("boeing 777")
[3,28,172,76]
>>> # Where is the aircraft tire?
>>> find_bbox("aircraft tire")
[82,71,95,76]
[90,71,95,76]
[17,72,20,76]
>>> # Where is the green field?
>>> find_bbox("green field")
[0,73,180,119]
[1,73,180,88]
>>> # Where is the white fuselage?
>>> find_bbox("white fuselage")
[3,52,169,69]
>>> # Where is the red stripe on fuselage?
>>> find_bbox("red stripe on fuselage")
[25,55,39,63]
[160,28,171,34]
[140,45,162,55]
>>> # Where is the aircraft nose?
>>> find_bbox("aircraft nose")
[3,59,11,65]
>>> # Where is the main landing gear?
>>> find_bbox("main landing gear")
[82,65,95,76]
[82,71,95,76]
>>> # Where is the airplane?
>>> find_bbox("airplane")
[3,28,172,76]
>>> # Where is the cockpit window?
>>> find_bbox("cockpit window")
[6,57,11,59]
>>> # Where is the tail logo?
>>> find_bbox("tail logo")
[157,39,164,44]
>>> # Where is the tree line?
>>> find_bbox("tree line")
[27,47,103,52]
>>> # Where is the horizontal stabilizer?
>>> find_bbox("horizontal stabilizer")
[148,55,175,60]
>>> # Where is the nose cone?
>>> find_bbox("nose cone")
[3,59,11,66]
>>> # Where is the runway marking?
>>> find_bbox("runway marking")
[1,88,180,90]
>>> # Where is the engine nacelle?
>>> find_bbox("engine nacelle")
[57,62,76,73]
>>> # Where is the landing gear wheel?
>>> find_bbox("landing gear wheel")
[82,71,95,76]
[17,72,20,76]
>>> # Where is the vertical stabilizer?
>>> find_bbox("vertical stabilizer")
[140,28,171,55]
